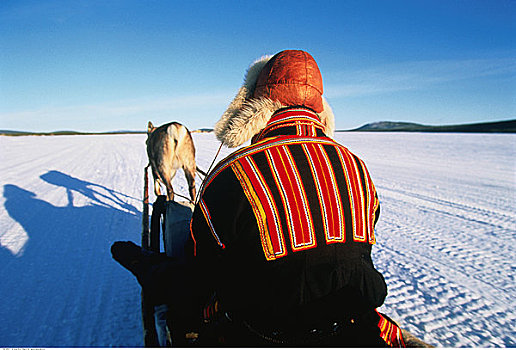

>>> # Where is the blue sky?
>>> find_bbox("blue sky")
[1,0,515,132]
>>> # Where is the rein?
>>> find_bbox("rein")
[193,142,223,204]
[163,142,224,206]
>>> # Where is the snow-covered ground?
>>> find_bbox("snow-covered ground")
[0,132,514,347]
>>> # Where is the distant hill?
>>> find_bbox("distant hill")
[347,119,516,133]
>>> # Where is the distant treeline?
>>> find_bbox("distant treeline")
[0,130,147,136]
[345,119,516,133]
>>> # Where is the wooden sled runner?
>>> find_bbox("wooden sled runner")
[139,166,432,347]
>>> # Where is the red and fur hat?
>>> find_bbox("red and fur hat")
[214,50,335,147]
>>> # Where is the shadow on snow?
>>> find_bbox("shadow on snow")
[1,171,142,347]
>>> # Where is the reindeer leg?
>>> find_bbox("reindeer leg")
[164,179,174,202]
[164,170,175,202]
[151,169,162,196]
[154,179,162,196]
[184,165,196,202]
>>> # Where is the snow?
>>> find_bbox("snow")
[0,132,514,347]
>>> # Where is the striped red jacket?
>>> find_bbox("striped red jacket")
[190,107,388,327]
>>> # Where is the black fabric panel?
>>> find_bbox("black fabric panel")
[315,128,327,137]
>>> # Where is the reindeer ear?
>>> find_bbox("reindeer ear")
[147,121,154,133]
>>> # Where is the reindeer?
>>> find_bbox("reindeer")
[146,121,198,202]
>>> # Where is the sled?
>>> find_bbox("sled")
[141,165,194,347]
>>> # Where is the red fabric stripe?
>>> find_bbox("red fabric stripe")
[304,144,344,242]
[317,144,345,242]
[267,147,315,251]
[267,109,323,127]
[254,108,325,142]
[237,157,286,258]
[336,147,366,242]
[376,311,406,347]
[198,199,225,248]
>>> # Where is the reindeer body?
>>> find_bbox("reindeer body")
[146,121,197,201]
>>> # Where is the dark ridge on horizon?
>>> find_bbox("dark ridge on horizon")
[340,119,516,133]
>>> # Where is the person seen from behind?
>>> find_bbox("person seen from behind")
[113,49,406,347]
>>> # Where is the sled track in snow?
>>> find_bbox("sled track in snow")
[362,133,515,347]
[381,186,515,234]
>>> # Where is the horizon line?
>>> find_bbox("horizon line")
[2,117,515,135]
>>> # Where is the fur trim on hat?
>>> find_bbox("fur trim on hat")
[214,55,335,148]
[319,97,335,138]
